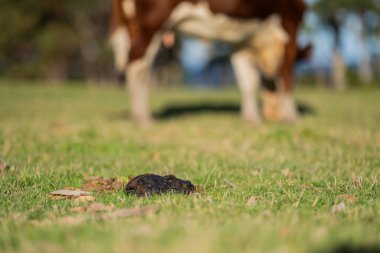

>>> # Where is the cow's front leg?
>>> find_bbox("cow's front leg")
[127,60,153,126]
[280,91,299,123]
[274,34,300,123]
[127,34,162,126]
[231,50,261,124]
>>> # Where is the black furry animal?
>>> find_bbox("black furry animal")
[125,174,196,197]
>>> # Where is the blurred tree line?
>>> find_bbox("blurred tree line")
[0,0,379,86]
[0,0,114,83]
[312,0,380,89]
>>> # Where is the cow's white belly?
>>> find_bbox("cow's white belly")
[168,2,280,45]
[168,1,288,78]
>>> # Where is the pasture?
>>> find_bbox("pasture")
[0,82,379,253]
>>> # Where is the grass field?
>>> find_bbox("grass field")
[0,81,379,253]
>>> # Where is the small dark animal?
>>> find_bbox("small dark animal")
[125,174,196,197]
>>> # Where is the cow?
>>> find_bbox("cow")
[110,0,307,125]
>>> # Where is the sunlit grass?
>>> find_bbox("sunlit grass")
[0,81,379,253]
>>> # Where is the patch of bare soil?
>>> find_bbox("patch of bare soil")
[82,176,124,192]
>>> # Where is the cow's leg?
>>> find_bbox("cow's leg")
[262,78,281,122]
[231,50,261,124]
[278,24,299,123]
[279,88,299,123]
[127,35,162,126]
[262,83,299,123]
[110,26,130,83]
[127,60,152,125]
[263,28,299,123]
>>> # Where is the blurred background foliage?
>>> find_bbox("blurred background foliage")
[312,0,380,89]
[0,0,113,83]
[0,0,379,86]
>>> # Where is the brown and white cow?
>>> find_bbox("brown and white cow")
[110,0,307,125]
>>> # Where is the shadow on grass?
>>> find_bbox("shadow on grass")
[153,101,315,120]
[317,244,380,253]
[111,101,315,121]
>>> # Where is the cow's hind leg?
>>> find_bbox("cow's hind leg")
[277,31,299,123]
[261,63,299,123]
[110,26,130,84]
[127,35,162,126]
[280,91,299,123]
[127,60,153,126]
[262,78,281,122]
[231,50,261,124]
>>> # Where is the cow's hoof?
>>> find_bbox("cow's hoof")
[130,113,154,127]
[280,93,299,123]
[262,91,299,123]
[241,107,262,125]
[280,109,299,123]
[262,91,281,122]
[136,117,154,128]
[244,115,262,125]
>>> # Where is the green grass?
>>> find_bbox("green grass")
[0,81,379,253]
